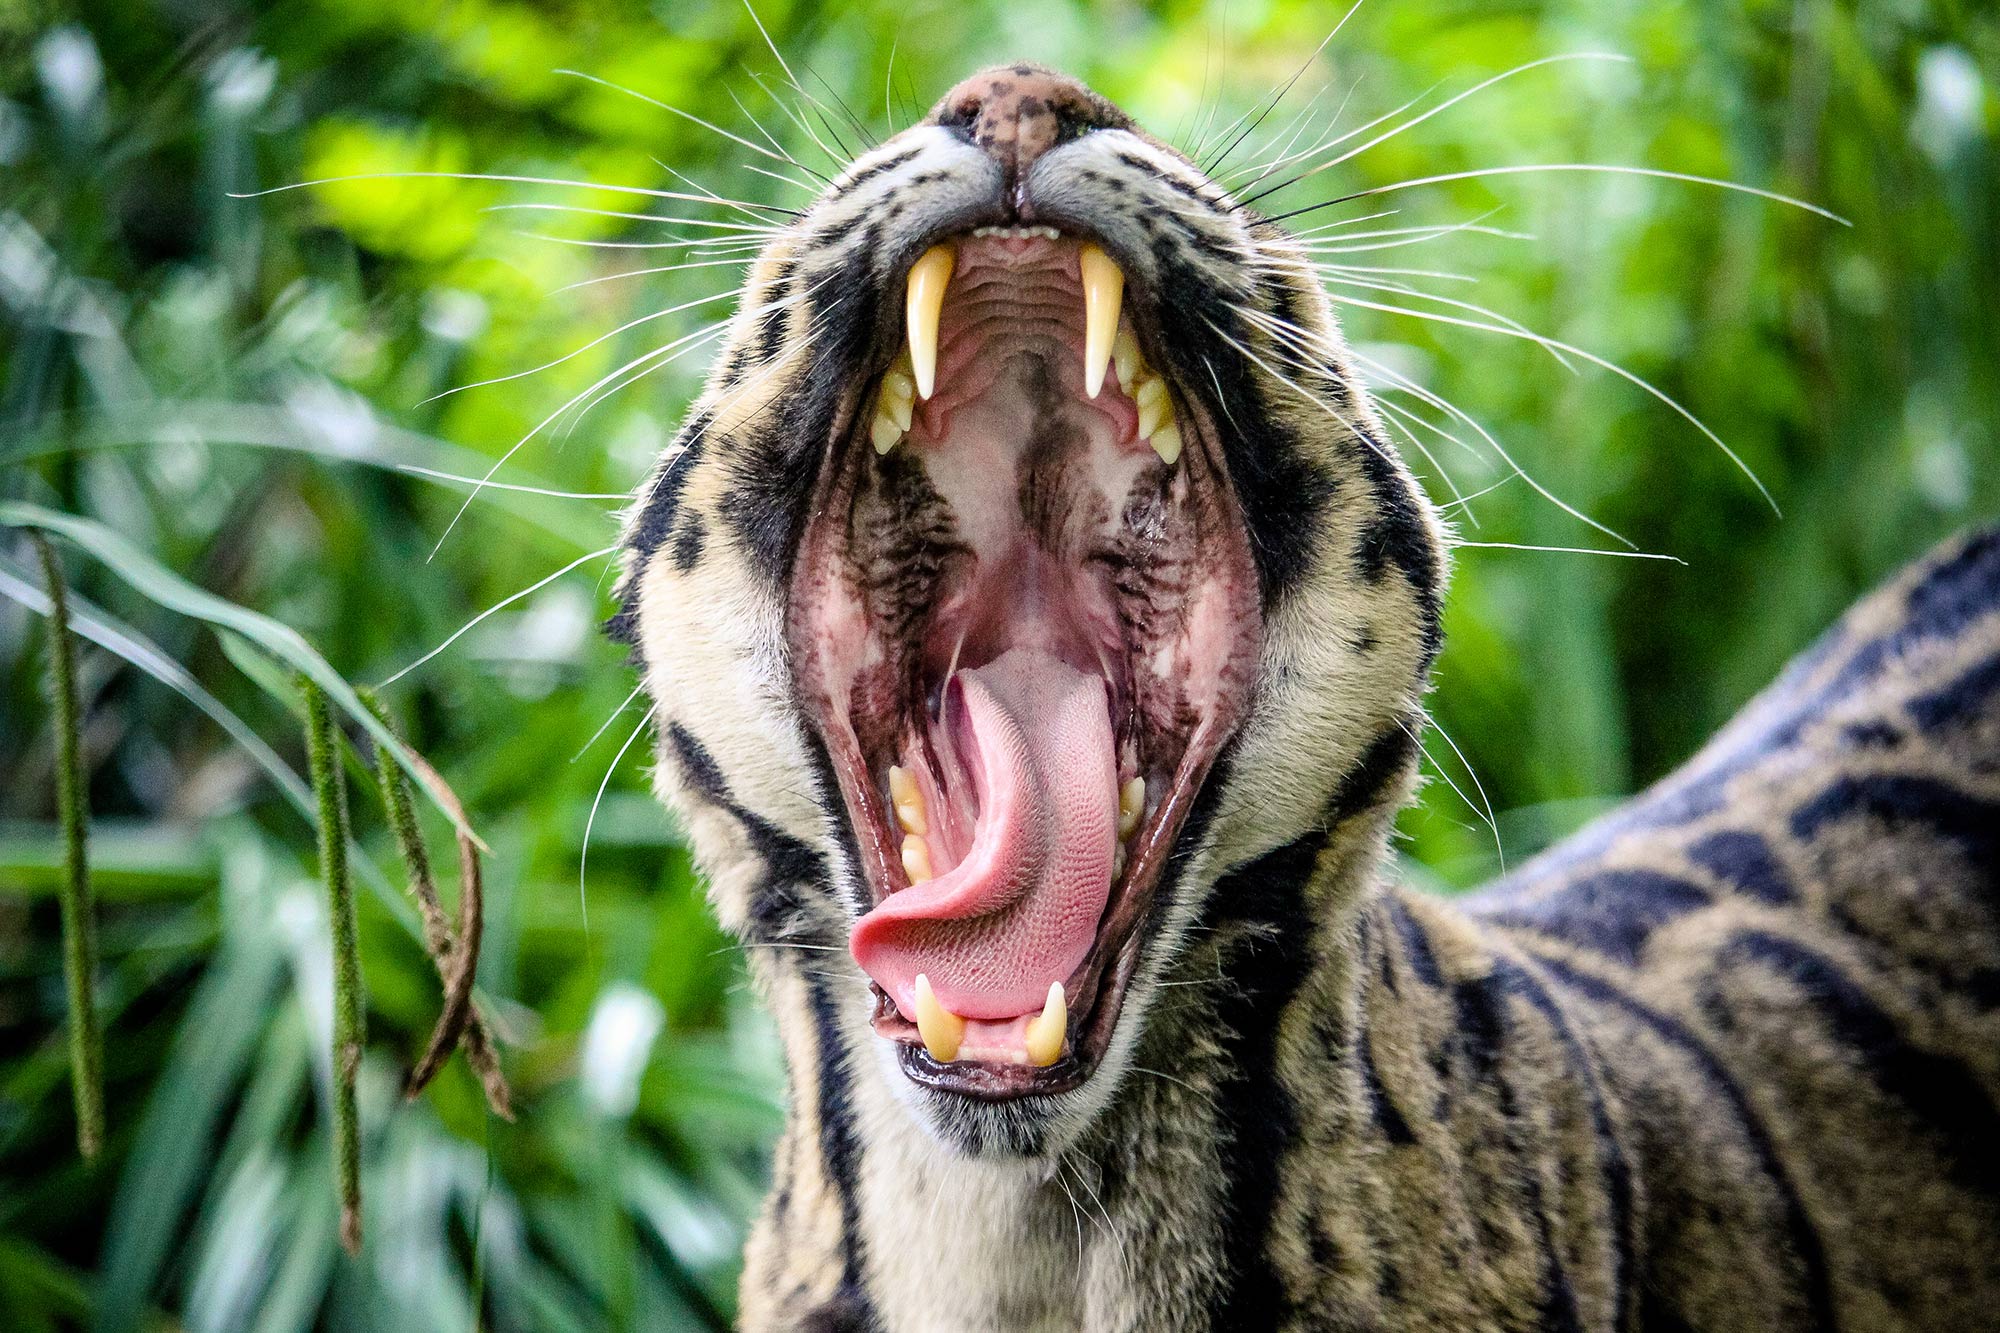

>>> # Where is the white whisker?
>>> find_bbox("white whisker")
[1330,292,1780,513]
[381,544,619,687]
[394,464,626,502]
[580,707,655,933]
[574,684,646,763]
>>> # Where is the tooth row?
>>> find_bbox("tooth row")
[881,240,1180,467]
[913,973,1069,1068]
[871,349,917,455]
[1119,341,1182,467]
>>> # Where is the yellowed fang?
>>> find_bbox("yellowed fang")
[1023,982,1067,1067]
[913,974,965,1063]
[1079,243,1124,399]
[905,244,955,400]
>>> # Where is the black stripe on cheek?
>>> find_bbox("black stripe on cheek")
[1195,828,1322,1332]
[827,146,922,199]
[665,722,826,936]
[625,413,712,567]
[1150,258,1335,605]
[1539,957,1838,1329]
[1348,425,1442,672]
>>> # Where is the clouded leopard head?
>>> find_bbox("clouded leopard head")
[613,65,1445,1156]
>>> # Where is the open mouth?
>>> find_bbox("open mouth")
[788,225,1261,1100]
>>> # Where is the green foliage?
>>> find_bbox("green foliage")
[1,0,1994,1327]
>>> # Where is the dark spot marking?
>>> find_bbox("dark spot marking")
[672,511,706,573]
[1686,830,1795,906]
[1487,870,1711,966]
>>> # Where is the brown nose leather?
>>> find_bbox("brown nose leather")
[928,65,1130,200]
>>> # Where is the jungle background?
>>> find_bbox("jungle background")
[1,0,1994,1327]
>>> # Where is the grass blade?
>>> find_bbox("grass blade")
[301,678,365,1256]
[27,533,104,1162]
[1,501,482,848]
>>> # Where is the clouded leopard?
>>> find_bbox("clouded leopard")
[609,65,2000,1332]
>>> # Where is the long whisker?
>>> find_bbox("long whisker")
[555,66,816,174]
[1201,0,1372,175]
[1330,291,1781,513]
[1449,540,1684,562]
[1238,54,1633,207]
[1400,714,1505,870]
[422,287,742,404]
[394,465,627,502]
[1266,162,1850,228]
[381,544,619,687]
[228,170,769,207]
[1348,345,1631,548]
[580,707,655,932]
[431,319,733,556]
[552,255,754,294]
[488,201,784,233]
[1315,270,1579,373]
[574,684,646,763]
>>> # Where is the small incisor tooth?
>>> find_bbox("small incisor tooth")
[913,974,964,1063]
[901,834,933,884]
[1118,776,1146,839]
[1150,422,1183,467]
[906,244,955,400]
[888,764,928,836]
[1023,982,1067,1067]
[1079,243,1124,399]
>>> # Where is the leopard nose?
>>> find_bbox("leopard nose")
[930,65,1130,202]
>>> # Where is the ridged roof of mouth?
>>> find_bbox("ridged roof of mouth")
[787,226,1260,1097]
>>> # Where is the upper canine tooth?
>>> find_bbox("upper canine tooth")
[913,974,965,1063]
[888,764,929,836]
[906,244,955,400]
[1023,982,1067,1067]
[1079,243,1124,399]
[1150,422,1183,467]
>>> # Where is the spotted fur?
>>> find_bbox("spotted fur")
[613,66,2000,1331]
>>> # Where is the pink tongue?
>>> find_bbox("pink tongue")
[850,647,1117,1022]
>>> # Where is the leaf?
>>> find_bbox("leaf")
[0,502,483,849]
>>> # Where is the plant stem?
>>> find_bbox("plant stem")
[302,675,364,1254]
[31,533,104,1162]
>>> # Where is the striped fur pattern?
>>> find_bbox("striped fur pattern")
[611,67,2000,1331]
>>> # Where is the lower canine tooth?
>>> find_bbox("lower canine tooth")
[914,974,965,1062]
[1023,982,1067,1067]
